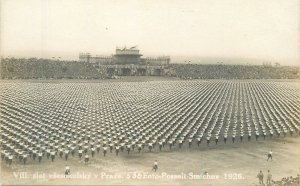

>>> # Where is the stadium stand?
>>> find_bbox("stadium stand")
[0,57,299,79]
[169,64,300,79]
[0,58,103,79]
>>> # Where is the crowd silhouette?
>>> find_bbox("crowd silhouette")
[1,57,299,79]
[170,64,299,79]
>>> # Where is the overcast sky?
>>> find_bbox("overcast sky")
[1,0,299,65]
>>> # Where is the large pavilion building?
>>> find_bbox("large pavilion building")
[79,46,170,76]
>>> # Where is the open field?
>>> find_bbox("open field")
[1,79,300,185]
[1,136,300,186]
[1,137,300,185]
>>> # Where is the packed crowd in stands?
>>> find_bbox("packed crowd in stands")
[0,58,103,79]
[0,57,299,79]
[170,64,299,79]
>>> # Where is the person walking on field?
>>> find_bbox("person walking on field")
[152,160,158,172]
[267,150,272,161]
[65,165,71,178]
[257,170,264,185]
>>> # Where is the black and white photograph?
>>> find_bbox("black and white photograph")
[0,0,299,185]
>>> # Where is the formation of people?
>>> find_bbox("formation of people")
[0,80,299,165]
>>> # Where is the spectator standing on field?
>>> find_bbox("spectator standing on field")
[257,170,264,185]
[267,170,272,185]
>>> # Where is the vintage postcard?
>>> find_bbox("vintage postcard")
[0,0,299,186]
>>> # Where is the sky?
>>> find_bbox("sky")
[0,0,299,65]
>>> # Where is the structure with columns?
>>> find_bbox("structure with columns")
[79,46,170,77]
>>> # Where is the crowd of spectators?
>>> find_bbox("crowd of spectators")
[0,58,103,79]
[169,64,299,79]
[1,58,299,79]
[271,175,300,186]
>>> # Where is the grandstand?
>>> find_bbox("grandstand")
[170,64,300,79]
[1,57,299,79]
[0,58,103,79]
[79,47,171,76]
